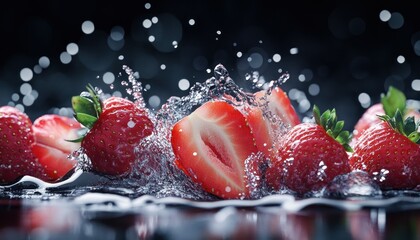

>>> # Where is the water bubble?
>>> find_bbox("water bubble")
[206,69,211,74]
[298,99,311,113]
[20,68,33,82]
[160,64,166,70]
[372,169,389,182]
[323,171,382,199]
[81,20,95,34]
[127,120,136,128]
[66,43,79,55]
[236,52,242,58]
[298,74,306,82]
[118,55,124,60]
[144,2,151,9]
[151,17,158,24]
[188,19,195,26]
[216,30,221,35]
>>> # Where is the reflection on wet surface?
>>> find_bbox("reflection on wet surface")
[1,196,420,240]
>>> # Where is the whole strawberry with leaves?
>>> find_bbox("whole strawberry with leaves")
[266,105,352,195]
[350,109,420,189]
[352,86,420,145]
[72,86,154,176]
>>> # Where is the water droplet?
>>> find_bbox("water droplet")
[290,48,298,55]
[20,68,33,82]
[127,120,136,128]
[188,19,195,26]
[66,43,79,55]
[81,20,95,34]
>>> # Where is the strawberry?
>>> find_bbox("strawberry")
[352,86,420,145]
[32,114,82,181]
[350,110,420,189]
[246,87,300,157]
[171,100,258,199]
[266,105,352,195]
[71,86,154,176]
[0,106,46,184]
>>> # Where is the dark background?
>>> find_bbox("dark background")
[1,0,420,130]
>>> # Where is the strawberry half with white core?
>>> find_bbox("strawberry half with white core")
[352,86,420,145]
[171,100,258,199]
[246,87,300,157]
[32,114,82,181]
[266,105,352,195]
[350,110,420,189]
[72,86,154,176]
[0,106,46,184]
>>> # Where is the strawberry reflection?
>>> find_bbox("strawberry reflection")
[21,204,79,234]
[347,210,383,240]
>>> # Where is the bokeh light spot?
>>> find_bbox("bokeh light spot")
[143,19,152,29]
[66,43,79,55]
[148,95,161,108]
[273,53,281,62]
[290,48,298,55]
[110,26,125,41]
[412,79,420,91]
[178,79,190,91]
[39,56,50,68]
[388,12,404,29]
[81,20,95,34]
[379,10,391,22]
[60,52,72,64]
[20,68,33,82]
[188,19,195,26]
[103,72,115,84]
[308,83,320,96]
[397,55,405,64]
[358,92,371,108]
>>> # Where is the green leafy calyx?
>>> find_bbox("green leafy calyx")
[379,109,420,144]
[380,86,406,118]
[70,85,103,142]
[313,105,353,152]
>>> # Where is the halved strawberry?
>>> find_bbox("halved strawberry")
[171,100,258,199]
[32,114,82,181]
[254,87,300,127]
[245,87,300,157]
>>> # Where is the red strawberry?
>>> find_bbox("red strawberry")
[352,86,420,145]
[171,100,258,199]
[72,86,154,176]
[0,106,46,184]
[32,114,82,181]
[246,87,300,157]
[350,110,420,189]
[266,105,352,195]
